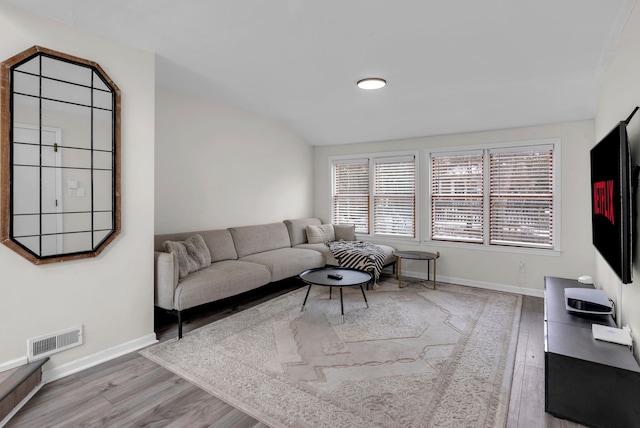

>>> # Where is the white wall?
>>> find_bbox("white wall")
[155,86,314,233]
[0,3,156,372]
[595,2,640,359]
[313,120,595,295]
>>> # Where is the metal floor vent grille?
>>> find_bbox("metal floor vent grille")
[27,325,83,361]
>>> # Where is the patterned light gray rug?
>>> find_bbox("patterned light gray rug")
[141,277,522,427]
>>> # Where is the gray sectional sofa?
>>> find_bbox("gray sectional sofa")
[153,217,396,337]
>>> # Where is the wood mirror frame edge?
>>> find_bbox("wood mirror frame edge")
[0,46,121,265]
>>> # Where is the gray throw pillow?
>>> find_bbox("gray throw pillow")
[163,234,212,279]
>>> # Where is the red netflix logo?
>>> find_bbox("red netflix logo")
[593,180,615,225]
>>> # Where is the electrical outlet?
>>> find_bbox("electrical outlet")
[518,261,526,273]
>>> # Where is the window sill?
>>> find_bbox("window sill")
[354,234,421,247]
[424,239,562,256]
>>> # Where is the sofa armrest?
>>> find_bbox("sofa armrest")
[155,251,179,310]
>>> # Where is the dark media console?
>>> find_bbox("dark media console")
[544,277,640,427]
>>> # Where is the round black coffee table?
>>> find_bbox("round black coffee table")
[299,266,372,322]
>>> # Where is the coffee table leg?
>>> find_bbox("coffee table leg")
[340,287,345,323]
[301,284,313,312]
[359,284,369,308]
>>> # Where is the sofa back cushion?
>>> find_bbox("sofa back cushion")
[229,222,292,257]
[155,229,238,262]
[283,218,322,246]
[306,224,335,244]
[334,224,356,241]
[199,230,239,261]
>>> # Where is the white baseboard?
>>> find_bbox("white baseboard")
[0,356,29,374]
[398,269,544,298]
[42,333,157,384]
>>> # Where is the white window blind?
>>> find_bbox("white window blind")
[489,148,553,248]
[431,152,484,242]
[333,160,370,234]
[374,156,416,237]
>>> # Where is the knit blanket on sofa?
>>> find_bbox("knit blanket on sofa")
[326,241,386,282]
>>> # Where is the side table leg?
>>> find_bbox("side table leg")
[433,257,437,290]
[398,257,408,288]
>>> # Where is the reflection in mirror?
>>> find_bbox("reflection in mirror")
[1,46,120,264]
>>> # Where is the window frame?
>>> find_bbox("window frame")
[427,139,561,253]
[330,151,419,242]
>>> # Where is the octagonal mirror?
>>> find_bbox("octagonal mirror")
[1,46,120,264]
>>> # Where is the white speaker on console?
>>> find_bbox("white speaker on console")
[577,275,593,284]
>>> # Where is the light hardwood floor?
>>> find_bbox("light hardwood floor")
[6,279,585,427]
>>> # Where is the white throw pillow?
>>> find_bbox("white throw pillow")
[306,224,336,244]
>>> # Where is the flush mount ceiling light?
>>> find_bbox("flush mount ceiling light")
[357,77,386,90]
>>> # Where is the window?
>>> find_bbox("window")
[489,148,554,248]
[333,159,370,234]
[430,142,557,250]
[374,156,416,237]
[332,153,416,238]
[431,152,484,242]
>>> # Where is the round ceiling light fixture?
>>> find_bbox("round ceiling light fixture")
[357,77,386,90]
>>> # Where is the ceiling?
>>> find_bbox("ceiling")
[6,0,637,145]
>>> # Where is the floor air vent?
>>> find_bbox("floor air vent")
[27,325,83,361]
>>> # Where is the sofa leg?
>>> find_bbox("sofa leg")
[177,310,183,339]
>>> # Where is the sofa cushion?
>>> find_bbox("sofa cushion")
[229,222,292,258]
[306,224,335,244]
[240,248,325,282]
[163,234,211,278]
[334,224,356,241]
[283,218,322,246]
[155,229,238,262]
[174,260,271,311]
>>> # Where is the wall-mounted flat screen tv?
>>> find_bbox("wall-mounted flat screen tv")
[590,121,634,284]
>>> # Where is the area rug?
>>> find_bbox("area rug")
[141,277,522,427]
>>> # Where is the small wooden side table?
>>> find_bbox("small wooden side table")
[395,250,440,289]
